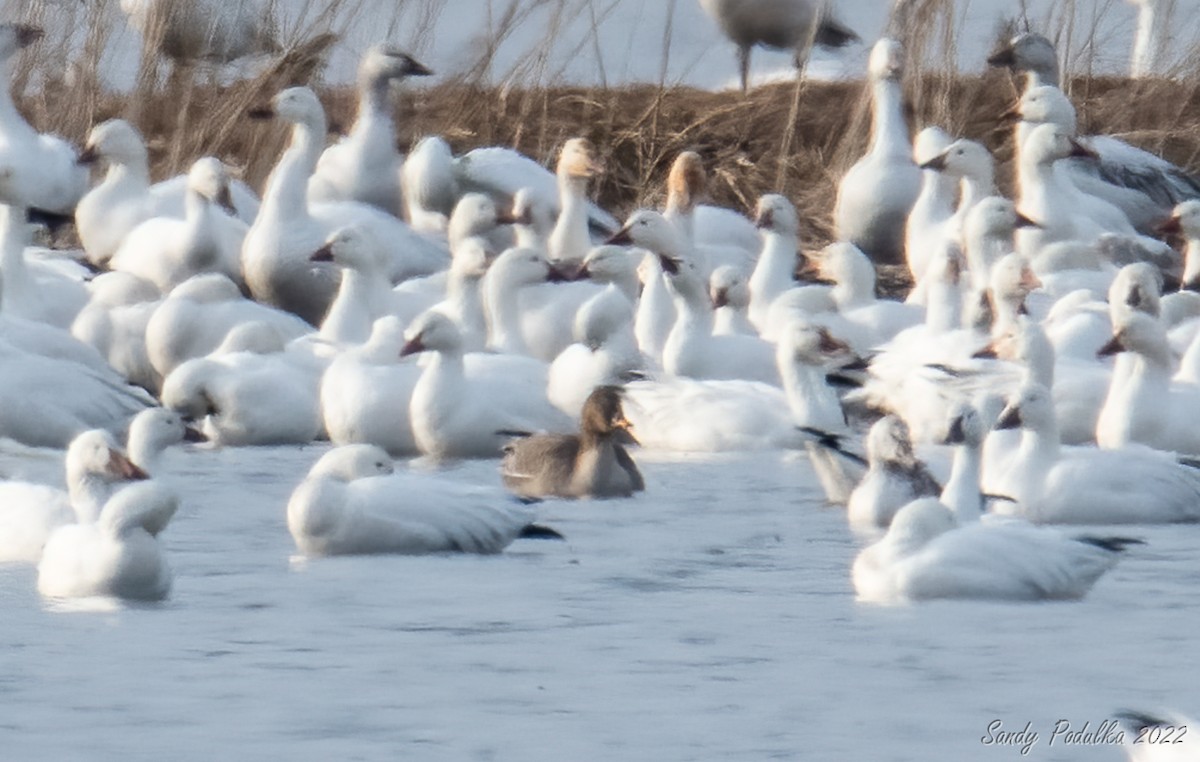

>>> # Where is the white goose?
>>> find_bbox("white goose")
[402,311,573,459]
[401,135,458,235]
[119,0,278,64]
[110,157,248,293]
[0,429,148,564]
[309,47,432,215]
[748,193,808,332]
[0,199,87,328]
[309,225,409,347]
[70,272,163,393]
[320,316,421,456]
[904,126,955,296]
[547,285,644,417]
[710,265,755,337]
[834,38,920,265]
[38,480,177,601]
[547,138,604,267]
[846,416,941,531]
[918,138,996,240]
[663,151,760,275]
[287,445,559,557]
[992,383,1200,523]
[242,87,448,325]
[0,24,87,215]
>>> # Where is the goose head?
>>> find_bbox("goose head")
[486,246,564,292]
[186,157,237,214]
[248,86,324,128]
[1108,262,1163,319]
[1010,85,1076,130]
[868,38,905,82]
[995,382,1055,433]
[866,416,919,468]
[919,139,992,180]
[989,253,1042,306]
[579,386,636,442]
[666,151,706,214]
[987,32,1060,87]
[308,444,395,482]
[754,194,799,237]
[912,126,953,166]
[819,242,876,304]
[606,209,684,259]
[310,225,385,272]
[574,286,634,350]
[128,408,206,467]
[1023,123,1098,166]
[575,245,636,286]
[401,310,462,356]
[557,138,603,183]
[966,197,1041,243]
[710,265,750,310]
[941,401,987,447]
[1160,199,1200,240]
[360,45,433,83]
[449,192,511,247]
[0,24,42,63]
[79,119,148,167]
[511,187,555,242]
[66,429,148,486]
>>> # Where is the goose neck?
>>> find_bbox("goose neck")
[261,118,323,219]
[1183,239,1200,287]
[780,355,838,426]
[869,79,910,159]
[483,273,529,354]
[940,442,983,524]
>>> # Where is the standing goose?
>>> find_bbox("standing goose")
[309,46,433,216]
[697,0,858,92]
[834,38,921,265]
[904,126,956,297]
[501,386,644,500]
[242,87,447,325]
[119,0,278,64]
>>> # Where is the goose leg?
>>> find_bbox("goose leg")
[738,44,751,93]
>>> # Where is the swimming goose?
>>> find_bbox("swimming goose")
[991,383,1200,523]
[811,241,922,352]
[697,0,858,92]
[834,38,921,265]
[242,86,448,325]
[710,265,755,337]
[610,210,778,384]
[501,386,644,500]
[0,200,87,328]
[119,0,278,64]
[145,273,313,378]
[846,416,941,531]
[110,157,248,293]
[0,24,87,216]
[547,285,644,417]
[904,126,956,296]
[38,480,177,601]
[403,311,573,459]
[309,47,432,216]
[126,407,205,474]
[288,444,560,556]
[160,321,325,446]
[401,135,459,234]
[320,316,421,456]
[0,429,149,564]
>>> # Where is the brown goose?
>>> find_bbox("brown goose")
[501,386,644,500]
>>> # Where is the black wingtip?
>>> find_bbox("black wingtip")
[26,207,74,235]
[797,426,868,467]
[825,373,863,390]
[1114,709,1171,731]
[1075,536,1146,553]
[495,429,534,439]
[814,19,859,49]
[519,524,565,541]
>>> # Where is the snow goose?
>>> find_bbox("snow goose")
[0,24,87,215]
[846,415,941,531]
[126,407,205,474]
[992,383,1200,523]
[38,480,177,601]
[918,138,996,241]
[834,38,921,265]
[145,273,312,378]
[1160,200,1200,290]
[453,145,618,238]
[242,86,448,325]
[482,247,573,357]
[160,321,325,446]
[309,47,432,215]
[1128,0,1170,79]
[401,135,458,235]
[663,152,759,275]
[309,225,409,346]
[402,311,572,460]
[501,386,644,500]
[110,157,247,293]
[986,32,1060,91]
[70,273,163,393]
[622,321,852,453]
[610,210,778,383]
[548,138,604,267]
[320,316,421,456]
[0,200,87,328]
[0,429,148,564]
[812,241,922,351]
[697,0,858,92]
[904,126,956,298]
[119,0,277,64]
[1095,309,1200,454]
[710,265,755,336]
[287,444,560,557]
[748,193,807,332]
[547,285,644,417]
[962,197,1040,293]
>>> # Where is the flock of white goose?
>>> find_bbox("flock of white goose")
[0,7,1198,646]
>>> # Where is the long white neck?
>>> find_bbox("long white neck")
[483,274,529,354]
[0,204,29,305]
[1183,236,1200,288]
[869,79,911,160]
[780,354,843,430]
[952,166,996,231]
[940,441,983,524]
[635,258,673,363]
[127,434,164,475]
[353,71,394,141]
[906,171,958,280]
[749,231,796,331]
[1131,2,1165,78]
[0,58,36,145]
[966,233,1012,293]
[548,175,591,266]
[924,277,962,334]
[67,471,114,524]
[445,271,487,344]
[105,152,152,193]
[320,265,383,344]
[260,117,323,222]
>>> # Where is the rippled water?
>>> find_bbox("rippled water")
[1,444,1196,760]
